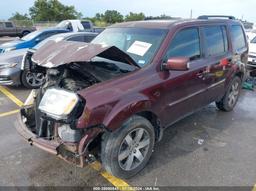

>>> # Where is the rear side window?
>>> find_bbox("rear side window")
[67,35,84,42]
[231,25,246,51]
[5,22,13,28]
[84,35,95,42]
[81,21,91,29]
[165,28,201,61]
[251,36,256,44]
[203,26,228,56]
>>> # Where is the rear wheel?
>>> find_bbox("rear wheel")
[21,70,44,89]
[101,115,155,178]
[21,31,30,37]
[216,76,242,111]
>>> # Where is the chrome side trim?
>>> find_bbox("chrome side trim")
[168,89,205,107]
[207,79,226,89]
[168,79,226,107]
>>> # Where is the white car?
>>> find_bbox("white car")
[246,32,256,41]
[248,36,256,68]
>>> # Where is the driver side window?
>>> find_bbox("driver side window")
[164,28,201,62]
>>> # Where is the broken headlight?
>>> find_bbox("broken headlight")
[39,88,79,120]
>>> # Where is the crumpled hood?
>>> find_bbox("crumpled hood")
[32,41,139,68]
[0,48,28,64]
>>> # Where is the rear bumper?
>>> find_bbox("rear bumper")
[15,109,102,167]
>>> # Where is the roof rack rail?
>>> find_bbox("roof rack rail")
[198,15,236,20]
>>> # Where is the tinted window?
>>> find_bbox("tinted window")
[231,25,246,51]
[204,26,228,56]
[81,21,91,29]
[67,35,84,42]
[84,35,95,42]
[165,28,200,61]
[5,22,13,28]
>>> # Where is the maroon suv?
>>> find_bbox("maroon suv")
[16,16,248,178]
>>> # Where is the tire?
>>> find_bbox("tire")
[101,115,155,179]
[21,31,30,37]
[216,76,242,112]
[21,70,44,89]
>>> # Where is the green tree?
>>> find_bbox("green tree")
[9,12,31,21]
[103,10,123,24]
[29,0,82,21]
[125,12,145,21]
[9,12,33,27]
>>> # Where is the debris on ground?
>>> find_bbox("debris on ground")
[243,70,256,91]
[243,81,254,90]
[197,139,205,145]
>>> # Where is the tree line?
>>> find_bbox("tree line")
[9,0,178,27]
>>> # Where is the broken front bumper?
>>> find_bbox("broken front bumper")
[15,110,101,167]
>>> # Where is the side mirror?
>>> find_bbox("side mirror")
[162,57,190,71]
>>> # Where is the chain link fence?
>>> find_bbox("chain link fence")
[10,20,58,30]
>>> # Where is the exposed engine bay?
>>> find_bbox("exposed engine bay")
[43,58,136,92]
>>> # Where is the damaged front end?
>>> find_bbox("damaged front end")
[17,90,103,167]
[16,41,137,167]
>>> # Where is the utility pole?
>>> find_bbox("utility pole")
[190,9,193,19]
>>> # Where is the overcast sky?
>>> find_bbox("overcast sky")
[1,0,255,23]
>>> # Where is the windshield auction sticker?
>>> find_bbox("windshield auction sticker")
[127,41,152,56]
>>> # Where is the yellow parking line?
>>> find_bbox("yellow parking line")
[252,184,256,191]
[0,86,24,107]
[0,109,19,118]
[90,161,134,191]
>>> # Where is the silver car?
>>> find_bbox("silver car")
[0,32,97,88]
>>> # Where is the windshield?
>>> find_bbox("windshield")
[21,31,41,41]
[91,28,167,67]
[56,21,70,28]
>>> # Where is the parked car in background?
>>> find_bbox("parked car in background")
[246,29,256,41]
[17,16,247,178]
[56,19,105,33]
[247,36,256,68]
[0,28,69,53]
[0,21,36,38]
[0,32,98,88]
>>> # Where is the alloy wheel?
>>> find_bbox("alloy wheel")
[227,81,239,108]
[118,128,150,171]
[26,72,44,87]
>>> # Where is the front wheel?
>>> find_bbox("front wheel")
[101,115,155,179]
[21,70,45,89]
[216,76,242,111]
